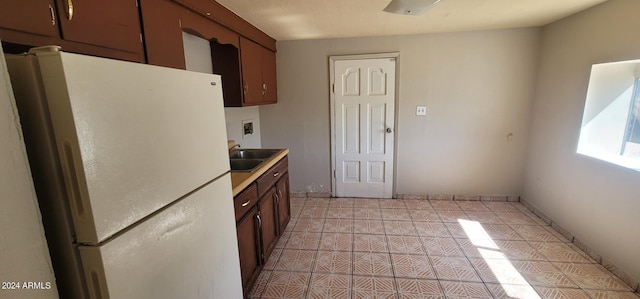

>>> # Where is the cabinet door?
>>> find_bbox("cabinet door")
[139,0,185,69]
[236,207,261,294]
[56,0,143,53]
[258,188,278,262]
[0,0,60,38]
[275,173,290,234]
[239,37,263,105]
[261,47,278,104]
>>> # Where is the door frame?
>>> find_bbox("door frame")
[329,52,400,198]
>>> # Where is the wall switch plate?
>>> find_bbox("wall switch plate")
[416,106,427,116]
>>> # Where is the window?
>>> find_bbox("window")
[577,60,640,170]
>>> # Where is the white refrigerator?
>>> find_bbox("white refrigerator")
[6,47,243,299]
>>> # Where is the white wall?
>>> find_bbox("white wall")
[261,28,540,195]
[224,107,261,148]
[182,32,262,148]
[523,0,640,282]
[0,46,59,298]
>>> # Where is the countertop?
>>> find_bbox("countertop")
[230,148,289,196]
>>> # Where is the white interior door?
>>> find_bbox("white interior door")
[332,56,396,198]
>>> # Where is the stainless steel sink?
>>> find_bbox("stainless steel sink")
[229,159,264,172]
[229,149,282,172]
[229,149,280,160]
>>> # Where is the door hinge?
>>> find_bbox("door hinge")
[333,170,336,178]
[332,84,335,94]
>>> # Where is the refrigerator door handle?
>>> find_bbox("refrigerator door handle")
[62,140,87,220]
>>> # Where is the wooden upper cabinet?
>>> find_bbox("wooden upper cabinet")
[236,37,277,106]
[139,0,186,69]
[0,0,60,38]
[262,47,277,103]
[55,0,143,53]
[240,37,265,105]
[0,0,144,62]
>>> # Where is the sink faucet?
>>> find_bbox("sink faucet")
[230,144,241,151]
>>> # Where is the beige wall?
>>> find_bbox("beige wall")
[262,28,541,195]
[523,0,640,282]
[183,32,262,148]
[0,46,59,298]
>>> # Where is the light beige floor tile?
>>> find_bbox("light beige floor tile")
[391,253,436,279]
[352,276,398,299]
[329,197,354,208]
[319,232,353,251]
[253,199,630,299]
[353,198,380,208]
[273,249,316,272]
[464,211,505,224]
[353,233,389,253]
[261,271,311,299]
[533,286,591,299]
[353,219,385,234]
[485,283,541,299]
[421,236,465,257]
[430,256,482,282]
[313,250,352,274]
[439,281,492,298]
[292,218,324,232]
[325,207,355,219]
[409,209,441,222]
[353,208,383,220]
[323,218,354,233]
[413,222,450,238]
[585,290,640,299]
[353,252,394,277]
[381,208,412,221]
[429,201,461,210]
[388,235,426,255]
[379,199,408,209]
[384,220,419,236]
[395,278,445,298]
[510,224,563,242]
[284,232,321,250]
[530,242,595,263]
[307,273,351,299]
[402,199,434,210]
[555,262,632,291]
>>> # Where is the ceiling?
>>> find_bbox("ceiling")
[215,0,608,41]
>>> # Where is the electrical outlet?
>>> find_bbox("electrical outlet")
[416,106,427,116]
[242,120,254,137]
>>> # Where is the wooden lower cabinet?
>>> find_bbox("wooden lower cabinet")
[275,173,291,233]
[258,188,278,262]
[233,156,290,297]
[236,206,261,294]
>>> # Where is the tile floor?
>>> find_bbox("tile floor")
[249,197,640,299]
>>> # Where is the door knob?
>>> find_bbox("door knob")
[386,128,393,133]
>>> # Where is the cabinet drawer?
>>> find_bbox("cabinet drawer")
[234,183,258,221]
[257,157,288,198]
